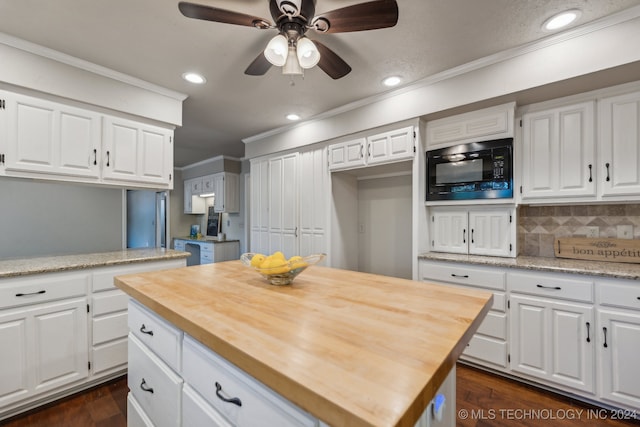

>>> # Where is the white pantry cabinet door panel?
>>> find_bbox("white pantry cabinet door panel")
[0,309,30,407]
[599,90,640,197]
[102,117,138,179]
[32,297,88,395]
[139,125,168,182]
[57,107,101,179]
[598,309,640,409]
[299,148,328,257]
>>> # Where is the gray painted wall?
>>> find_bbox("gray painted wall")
[0,177,123,259]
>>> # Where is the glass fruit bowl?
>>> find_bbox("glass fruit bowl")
[240,253,325,286]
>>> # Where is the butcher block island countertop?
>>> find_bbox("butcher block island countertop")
[115,261,493,427]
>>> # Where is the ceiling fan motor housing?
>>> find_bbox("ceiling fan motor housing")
[271,0,315,25]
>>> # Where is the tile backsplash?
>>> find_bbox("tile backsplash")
[518,204,640,257]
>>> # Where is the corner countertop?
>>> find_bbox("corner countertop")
[115,262,493,427]
[0,248,189,279]
[419,252,640,281]
[173,236,240,244]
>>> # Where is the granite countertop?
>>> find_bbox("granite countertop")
[173,236,240,243]
[0,248,189,279]
[419,252,640,280]
[115,261,492,427]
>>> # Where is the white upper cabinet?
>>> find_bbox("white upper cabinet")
[426,103,515,148]
[366,126,414,165]
[599,89,640,197]
[328,138,366,171]
[0,89,174,189]
[328,125,415,172]
[2,90,101,180]
[521,101,596,200]
[102,116,173,188]
[213,172,240,213]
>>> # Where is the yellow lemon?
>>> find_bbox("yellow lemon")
[261,257,290,274]
[250,254,266,268]
[271,251,286,260]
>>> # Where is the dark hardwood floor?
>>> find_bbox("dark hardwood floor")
[2,365,638,426]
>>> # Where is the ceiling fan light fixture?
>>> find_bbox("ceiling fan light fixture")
[182,72,206,84]
[296,37,320,69]
[282,45,304,76]
[264,34,289,66]
[543,9,581,31]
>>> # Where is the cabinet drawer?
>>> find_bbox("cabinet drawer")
[93,337,127,375]
[476,311,507,340]
[128,299,182,371]
[183,384,233,427]
[93,311,128,345]
[128,334,183,427]
[127,393,155,427]
[201,243,214,254]
[421,261,505,290]
[462,335,508,368]
[508,271,593,302]
[182,335,316,427]
[598,280,640,311]
[0,271,88,309]
[202,251,214,263]
[92,289,128,316]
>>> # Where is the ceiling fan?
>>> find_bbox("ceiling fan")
[178,0,399,79]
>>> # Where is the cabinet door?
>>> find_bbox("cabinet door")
[184,178,206,214]
[430,210,468,254]
[213,174,225,212]
[599,90,640,197]
[299,148,328,257]
[31,297,89,395]
[214,173,240,213]
[327,138,366,171]
[102,116,172,187]
[598,309,640,409]
[268,153,299,257]
[5,92,100,179]
[0,309,30,407]
[510,295,594,393]
[250,159,270,255]
[521,102,596,200]
[468,210,512,257]
[366,126,414,166]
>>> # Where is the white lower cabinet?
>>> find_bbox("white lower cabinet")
[597,279,640,410]
[419,260,509,370]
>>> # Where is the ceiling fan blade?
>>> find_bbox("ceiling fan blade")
[312,0,398,33]
[314,41,352,80]
[179,2,272,28]
[245,52,272,76]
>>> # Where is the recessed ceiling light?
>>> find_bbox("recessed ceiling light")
[286,113,300,121]
[543,9,581,31]
[182,72,206,84]
[383,76,402,87]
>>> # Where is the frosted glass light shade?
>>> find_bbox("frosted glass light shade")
[296,37,320,69]
[264,34,289,66]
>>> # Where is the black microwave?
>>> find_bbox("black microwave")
[426,138,513,201]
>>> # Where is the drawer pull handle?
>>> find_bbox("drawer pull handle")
[140,378,154,394]
[586,322,591,343]
[215,382,242,407]
[15,290,46,297]
[451,274,469,279]
[463,229,466,244]
[605,163,610,182]
[139,324,154,336]
[603,327,608,348]
[588,164,592,183]
[536,284,561,290]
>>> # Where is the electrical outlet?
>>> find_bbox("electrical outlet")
[617,225,633,239]
[585,226,599,238]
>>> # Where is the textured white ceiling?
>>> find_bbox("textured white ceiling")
[1,0,639,166]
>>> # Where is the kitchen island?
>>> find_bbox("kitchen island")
[115,261,492,427]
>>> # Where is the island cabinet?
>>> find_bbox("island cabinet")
[115,262,493,427]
